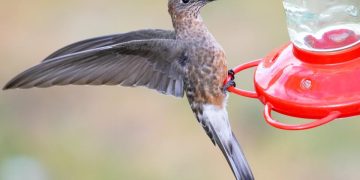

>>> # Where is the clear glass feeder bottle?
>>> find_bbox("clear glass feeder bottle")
[283,0,360,52]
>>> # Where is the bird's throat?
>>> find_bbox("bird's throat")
[172,14,209,40]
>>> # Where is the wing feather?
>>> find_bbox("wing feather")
[4,36,186,97]
[44,29,175,61]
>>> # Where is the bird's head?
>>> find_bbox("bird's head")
[168,0,215,18]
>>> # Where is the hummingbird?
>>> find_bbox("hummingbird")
[3,0,254,179]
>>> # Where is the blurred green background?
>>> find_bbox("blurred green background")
[1,0,359,180]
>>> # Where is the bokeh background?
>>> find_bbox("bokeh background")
[1,0,359,180]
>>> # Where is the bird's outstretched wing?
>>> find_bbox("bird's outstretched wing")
[3,35,186,97]
[43,29,175,61]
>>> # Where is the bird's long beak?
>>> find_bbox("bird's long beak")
[202,0,216,2]
[202,0,216,5]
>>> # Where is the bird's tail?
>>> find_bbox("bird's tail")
[193,103,254,180]
[211,126,254,180]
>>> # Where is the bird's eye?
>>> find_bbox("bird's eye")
[182,0,190,3]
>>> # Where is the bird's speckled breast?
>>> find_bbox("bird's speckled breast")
[184,44,227,107]
[173,13,228,107]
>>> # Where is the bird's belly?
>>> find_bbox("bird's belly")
[185,64,227,107]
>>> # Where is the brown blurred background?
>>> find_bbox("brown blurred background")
[1,0,360,180]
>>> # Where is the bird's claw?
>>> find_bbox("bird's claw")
[224,80,236,89]
[228,69,235,80]
[223,80,236,93]
[223,70,236,93]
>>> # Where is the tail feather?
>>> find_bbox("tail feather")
[210,125,254,180]
[194,104,254,180]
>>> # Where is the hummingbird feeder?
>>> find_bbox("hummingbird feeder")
[226,0,360,130]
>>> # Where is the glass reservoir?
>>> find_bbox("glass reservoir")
[283,0,360,52]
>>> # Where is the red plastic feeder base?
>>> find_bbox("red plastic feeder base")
[227,43,360,130]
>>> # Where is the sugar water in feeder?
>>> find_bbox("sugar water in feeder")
[283,0,360,51]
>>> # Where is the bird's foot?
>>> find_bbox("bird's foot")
[223,80,236,92]
[223,70,236,93]
[228,69,235,81]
